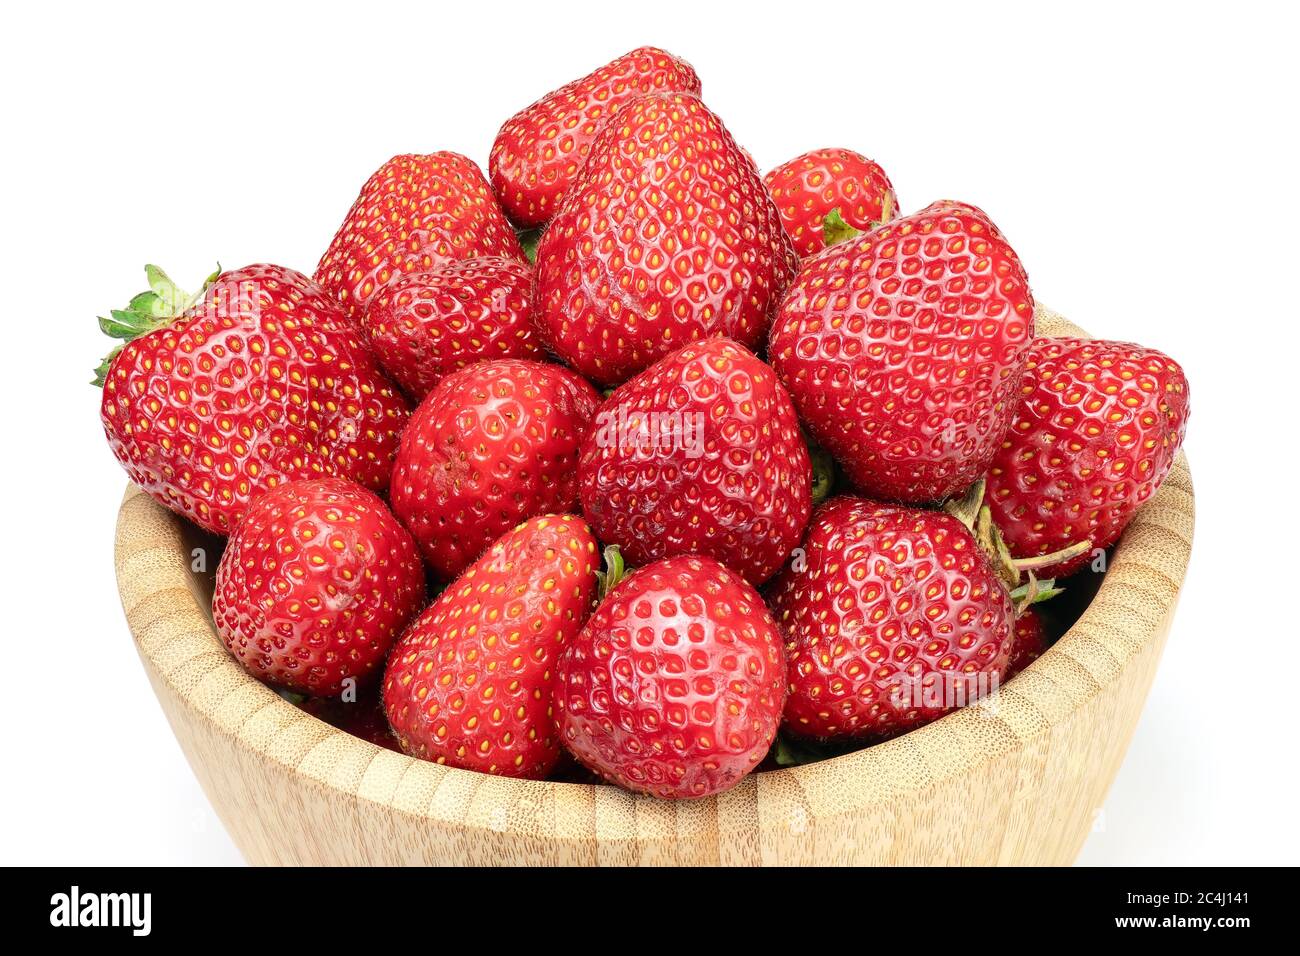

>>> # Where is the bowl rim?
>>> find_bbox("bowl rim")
[112,306,1196,845]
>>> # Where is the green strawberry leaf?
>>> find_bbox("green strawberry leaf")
[92,263,224,387]
[517,228,542,264]
[145,263,187,314]
[769,733,831,767]
[98,310,150,339]
[821,208,861,248]
[91,345,123,387]
[127,290,166,317]
[594,545,627,600]
[807,437,836,505]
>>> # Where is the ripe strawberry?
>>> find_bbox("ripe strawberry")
[315,153,524,320]
[360,256,542,401]
[535,92,800,386]
[579,337,811,585]
[213,478,426,696]
[985,338,1190,577]
[769,200,1034,504]
[384,514,599,778]
[489,46,702,228]
[764,148,899,257]
[295,694,401,752]
[390,359,600,579]
[768,497,1015,743]
[554,555,786,799]
[98,264,410,534]
[1004,608,1048,681]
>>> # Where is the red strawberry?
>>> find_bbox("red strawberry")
[554,554,786,799]
[296,695,401,752]
[768,497,1015,743]
[213,478,426,696]
[769,200,1035,504]
[384,514,599,778]
[579,337,811,585]
[361,255,542,401]
[98,264,410,534]
[535,92,799,386]
[390,359,600,579]
[315,153,524,320]
[1004,608,1048,681]
[764,148,899,257]
[984,337,1189,577]
[489,46,702,228]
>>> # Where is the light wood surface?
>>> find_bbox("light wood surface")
[113,308,1195,866]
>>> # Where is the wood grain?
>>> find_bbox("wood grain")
[113,307,1195,866]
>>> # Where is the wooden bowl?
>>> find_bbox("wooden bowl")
[113,308,1194,866]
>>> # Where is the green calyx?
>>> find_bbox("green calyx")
[821,208,860,248]
[1008,573,1064,616]
[92,263,220,386]
[942,478,1091,611]
[594,545,629,601]
[820,193,897,250]
[517,227,543,265]
[807,435,836,505]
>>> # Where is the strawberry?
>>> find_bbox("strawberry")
[97,264,410,534]
[295,694,401,752]
[579,337,811,585]
[383,514,599,778]
[489,46,702,228]
[984,338,1190,577]
[764,148,899,257]
[535,92,800,386]
[390,359,600,580]
[769,200,1035,504]
[768,497,1015,743]
[554,554,787,798]
[360,255,542,401]
[315,153,524,321]
[1004,608,1048,680]
[213,478,426,696]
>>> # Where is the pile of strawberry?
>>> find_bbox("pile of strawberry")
[96,47,1189,800]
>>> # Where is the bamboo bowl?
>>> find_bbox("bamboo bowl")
[112,308,1195,866]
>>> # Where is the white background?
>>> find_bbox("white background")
[1,0,1296,865]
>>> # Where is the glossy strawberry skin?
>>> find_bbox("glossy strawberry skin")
[100,265,410,534]
[213,478,426,696]
[554,555,786,799]
[1004,609,1048,681]
[315,153,524,320]
[985,338,1190,577]
[764,148,899,257]
[769,201,1034,504]
[768,497,1014,743]
[579,337,810,585]
[490,46,702,229]
[390,359,601,580]
[535,92,800,387]
[384,515,600,779]
[361,256,542,401]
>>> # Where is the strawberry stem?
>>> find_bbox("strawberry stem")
[1011,539,1094,573]
[1008,572,1065,615]
[942,480,1090,591]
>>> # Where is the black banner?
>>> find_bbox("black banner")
[7,866,1275,941]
